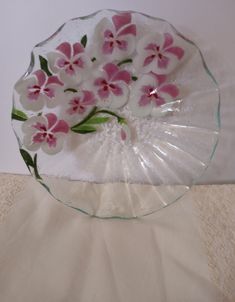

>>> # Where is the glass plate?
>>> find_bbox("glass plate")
[12,9,220,218]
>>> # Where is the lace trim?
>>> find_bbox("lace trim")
[0,174,28,224]
[192,185,235,302]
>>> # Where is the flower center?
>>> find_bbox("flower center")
[148,88,159,99]
[101,80,115,91]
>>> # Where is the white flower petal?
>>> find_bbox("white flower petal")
[129,95,153,117]
[47,51,62,74]
[45,86,65,108]
[151,107,167,118]
[20,94,45,111]
[23,134,41,152]
[14,77,36,95]
[97,96,112,108]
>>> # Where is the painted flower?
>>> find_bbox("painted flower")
[120,123,131,142]
[94,12,136,60]
[129,73,179,117]
[47,42,91,85]
[15,70,64,111]
[134,32,184,74]
[65,90,96,116]
[93,63,131,109]
[22,114,69,154]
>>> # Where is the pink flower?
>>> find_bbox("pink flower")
[47,42,91,85]
[66,90,96,116]
[134,33,184,74]
[129,73,179,117]
[93,63,131,109]
[94,12,136,60]
[15,70,64,111]
[22,114,69,154]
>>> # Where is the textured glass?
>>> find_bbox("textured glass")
[12,10,220,218]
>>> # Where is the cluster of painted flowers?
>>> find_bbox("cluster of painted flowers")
[13,12,184,155]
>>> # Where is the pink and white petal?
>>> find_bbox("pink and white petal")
[165,46,184,60]
[97,87,110,99]
[112,13,132,32]
[103,63,119,80]
[150,73,167,86]
[20,93,44,111]
[159,84,179,98]
[158,90,178,103]
[56,42,71,59]
[52,120,69,134]
[73,43,84,56]
[117,24,136,37]
[162,33,174,49]
[41,134,65,155]
[102,41,114,55]
[82,90,96,106]
[46,76,63,86]
[33,70,46,86]
[109,83,129,109]
[112,70,131,84]
[45,113,57,129]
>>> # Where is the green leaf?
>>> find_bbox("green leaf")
[86,116,110,124]
[91,57,96,62]
[11,108,28,121]
[33,153,42,180]
[39,55,52,76]
[64,88,78,93]
[81,35,87,48]
[20,149,34,167]
[117,58,133,67]
[71,124,97,134]
[132,76,138,81]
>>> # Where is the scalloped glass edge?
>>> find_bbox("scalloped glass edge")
[11,9,220,219]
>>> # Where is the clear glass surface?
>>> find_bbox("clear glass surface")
[12,9,220,218]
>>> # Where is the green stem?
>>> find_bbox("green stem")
[95,109,126,124]
[33,154,42,180]
[71,106,126,132]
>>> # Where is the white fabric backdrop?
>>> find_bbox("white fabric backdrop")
[0,178,225,302]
